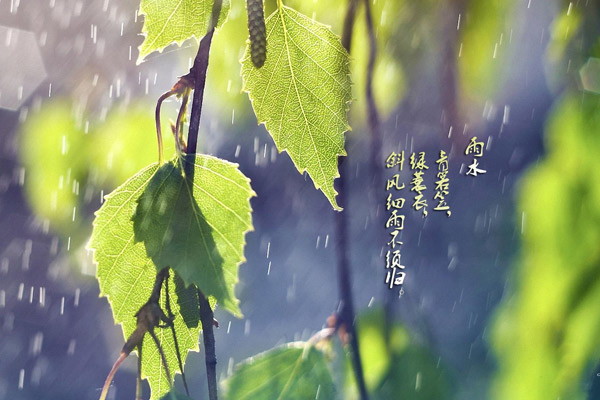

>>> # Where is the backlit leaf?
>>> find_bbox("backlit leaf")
[138,0,231,63]
[90,154,254,398]
[241,5,351,210]
[223,343,335,400]
[90,163,200,400]
[133,155,255,316]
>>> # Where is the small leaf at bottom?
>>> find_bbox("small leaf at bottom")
[223,343,336,400]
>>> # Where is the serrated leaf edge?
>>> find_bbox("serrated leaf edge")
[177,155,256,318]
[88,155,256,319]
[86,162,195,398]
[136,0,231,64]
[240,5,352,211]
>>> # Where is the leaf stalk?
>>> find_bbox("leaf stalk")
[334,0,370,399]
[185,1,223,400]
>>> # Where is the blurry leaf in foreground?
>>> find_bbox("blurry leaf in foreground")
[19,101,87,236]
[459,0,516,104]
[89,103,176,186]
[18,100,176,243]
[343,309,450,400]
[579,58,600,94]
[222,343,335,400]
[491,93,600,400]
[374,347,450,400]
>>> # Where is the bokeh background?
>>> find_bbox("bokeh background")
[1,0,600,399]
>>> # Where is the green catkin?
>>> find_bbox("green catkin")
[246,0,267,68]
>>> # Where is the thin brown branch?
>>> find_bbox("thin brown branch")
[99,352,128,400]
[364,0,383,169]
[335,1,369,399]
[175,92,190,153]
[198,290,218,400]
[187,0,222,154]
[156,90,175,163]
[184,2,222,400]
[362,0,391,345]
[440,0,464,142]
[341,0,359,53]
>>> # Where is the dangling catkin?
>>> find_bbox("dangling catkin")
[246,0,267,68]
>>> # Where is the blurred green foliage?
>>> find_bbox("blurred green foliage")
[546,1,600,92]
[222,308,449,399]
[458,0,516,104]
[491,93,600,400]
[546,5,582,91]
[19,100,175,243]
[20,102,88,238]
[345,309,450,400]
[491,2,600,399]
[89,105,176,186]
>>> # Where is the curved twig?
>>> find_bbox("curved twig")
[156,90,176,164]
[175,91,190,154]
[99,352,127,400]
[334,1,370,399]
[98,269,172,400]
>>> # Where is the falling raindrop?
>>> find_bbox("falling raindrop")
[67,339,76,355]
[18,369,24,390]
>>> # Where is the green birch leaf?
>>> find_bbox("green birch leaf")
[138,0,231,63]
[90,154,254,398]
[241,5,351,211]
[223,343,336,400]
[90,164,200,400]
[132,155,255,316]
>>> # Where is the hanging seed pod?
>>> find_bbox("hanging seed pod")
[246,0,267,68]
